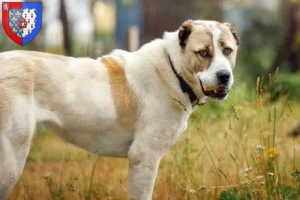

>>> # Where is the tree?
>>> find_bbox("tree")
[271,0,300,72]
[59,0,71,55]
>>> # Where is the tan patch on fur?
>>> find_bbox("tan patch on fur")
[0,58,32,95]
[185,24,214,73]
[0,87,11,132]
[222,23,240,45]
[218,23,239,67]
[179,20,193,48]
[101,57,140,133]
[0,57,48,95]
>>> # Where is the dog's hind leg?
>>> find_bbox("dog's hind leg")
[0,88,36,200]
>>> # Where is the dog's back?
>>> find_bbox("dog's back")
[0,50,130,199]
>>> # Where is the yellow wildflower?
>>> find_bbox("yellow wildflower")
[268,148,278,155]
[267,148,279,159]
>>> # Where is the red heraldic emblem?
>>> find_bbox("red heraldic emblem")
[2,2,42,46]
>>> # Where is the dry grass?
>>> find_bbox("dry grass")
[8,74,300,200]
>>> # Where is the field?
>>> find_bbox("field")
[9,74,300,200]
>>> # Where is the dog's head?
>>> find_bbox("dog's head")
[174,20,239,100]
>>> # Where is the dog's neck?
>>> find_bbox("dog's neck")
[138,32,205,109]
[166,52,199,106]
[163,31,207,107]
[138,39,192,110]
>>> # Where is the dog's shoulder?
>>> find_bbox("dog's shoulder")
[97,49,129,67]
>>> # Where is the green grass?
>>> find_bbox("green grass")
[9,70,300,200]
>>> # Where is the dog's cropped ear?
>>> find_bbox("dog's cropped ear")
[224,22,240,45]
[179,20,193,48]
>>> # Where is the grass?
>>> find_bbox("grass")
[9,71,300,200]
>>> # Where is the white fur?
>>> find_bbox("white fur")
[0,20,238,200]
[196,21,234,92]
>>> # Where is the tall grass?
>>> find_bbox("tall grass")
[9,71,300,200]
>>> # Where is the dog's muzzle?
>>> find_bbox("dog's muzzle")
[200,80,229,99]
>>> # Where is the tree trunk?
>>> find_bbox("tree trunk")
[271,0,300,72]
[59,0,71,55]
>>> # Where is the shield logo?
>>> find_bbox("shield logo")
[2,2,42,46]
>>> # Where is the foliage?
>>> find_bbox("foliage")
[272,73,300,99]
[281,185,300,200]
[43,173,82,200]
[219,188,251,200]
[8,69,300,200]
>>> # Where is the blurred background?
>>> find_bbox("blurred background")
[0,0,299,91]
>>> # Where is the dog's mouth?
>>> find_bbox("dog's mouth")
[200,81,229,99]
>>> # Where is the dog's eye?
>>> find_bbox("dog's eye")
[197,50,209,58]
[223,48,233,55]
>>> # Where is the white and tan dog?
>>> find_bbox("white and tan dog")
[0,20,239,200]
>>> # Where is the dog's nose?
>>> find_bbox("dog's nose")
[216,70,230,85]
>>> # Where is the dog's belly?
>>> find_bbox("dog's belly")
[37,97,133,158]
[55,98,133,158]
[57,126,132,157]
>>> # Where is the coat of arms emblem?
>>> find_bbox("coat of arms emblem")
[2,2,42,46]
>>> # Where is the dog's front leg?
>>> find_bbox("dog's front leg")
[127,140,162,200]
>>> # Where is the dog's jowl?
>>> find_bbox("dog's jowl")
[0,20,239,200]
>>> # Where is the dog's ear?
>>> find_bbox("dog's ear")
[178,20,193,48]
[224,22,240,45]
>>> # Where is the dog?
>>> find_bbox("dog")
[0,20,239,200]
